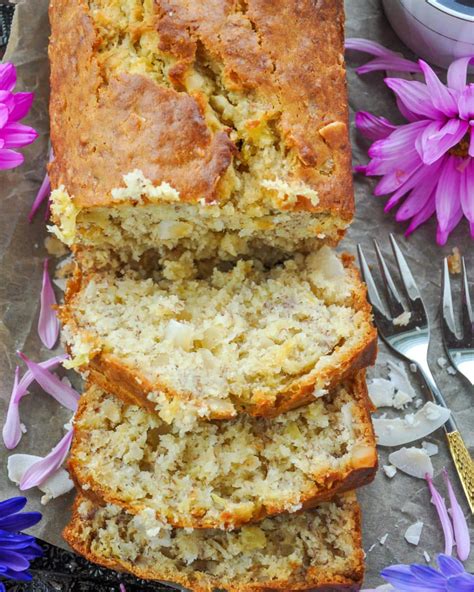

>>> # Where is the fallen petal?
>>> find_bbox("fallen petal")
[19,429,74,490]
[2,367,22,450]
[38,259,60,349]
[442,469,470,561]
[426,474,454,556]
[17,352,79,411]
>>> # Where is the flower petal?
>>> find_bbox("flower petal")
[405,191,437,236]
[437,554,465,577]
[0,512,42,533]
[425,473,454,555]
[29,171,51,222]
[384,158,439,211]
[381,565,443,592]
[355,111,397,140]
[15,354,67,404]
[0,148,24,170]
[0,123,38,148]
[461,160,474,237]
[38,259,60,349]
[469,128,474,159]
[395,173,438,221]
[0,103,9,127]
[374,160,423,197]
[8,92,34,122]
[2,367,22,450]
[442,469,470,561]
[369,121,427,159]
[458,85,474,120]
[0,549,30,572]
[447,56,474,92]
[410,565,448,588]
[447,573,474,592]
[435,156,463,244]
[19,429,74,490]
[418,60,458,116]
[17,352,79,411]
[0,497,27,519]
[0,63,17,92]
[385,78,445,120]
[416,119,469,165]
[345,38,421,74]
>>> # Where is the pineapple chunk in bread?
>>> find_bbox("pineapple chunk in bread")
[69,374,377,529]
[64,493,364,592]
[61,247,377,420]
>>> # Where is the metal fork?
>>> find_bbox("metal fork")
[358,234,474,513]
[442,257,474,386]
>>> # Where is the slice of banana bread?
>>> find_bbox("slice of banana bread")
[64,493,364,592]
[69,373,376,529]
[60,247,377,420]
[48,0,353,267]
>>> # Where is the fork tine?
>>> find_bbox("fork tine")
[373,239,405,318]
[461,256,473,338]
[389,234,422,303]
[442,258,457,337]
[357,244,388,319]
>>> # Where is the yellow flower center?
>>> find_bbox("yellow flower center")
[449,135,470,157]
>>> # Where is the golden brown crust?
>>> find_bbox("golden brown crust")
[49,0,353,217]
[63,495,365,592]
[68,371,377,529]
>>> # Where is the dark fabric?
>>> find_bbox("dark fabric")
[4,539,172,591]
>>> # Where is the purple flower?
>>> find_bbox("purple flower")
[0,63,37,170]
[381,554,474,592]
[0,497,42,591]
[346,40,474,245]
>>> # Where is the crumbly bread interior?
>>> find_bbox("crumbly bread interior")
[65,493,363,591]
[70,380,375,528]
[62,247,375,418]
[49,0,351,263]
[51,185,347,269]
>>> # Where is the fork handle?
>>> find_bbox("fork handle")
[418,361,474,513]
[445,431,474,514]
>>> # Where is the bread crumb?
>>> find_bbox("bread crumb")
[44,235,69,257]
[393,311,411,326]
[447,247,461,274]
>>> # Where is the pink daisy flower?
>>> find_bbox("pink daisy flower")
[0,63,37,170]
[346,40,474,245]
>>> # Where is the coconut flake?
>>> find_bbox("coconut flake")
[387,361,416,401]
[421,441,439,457]
[8,453,74,502]
[368,378,396,407]
[388,447,433,479]
[382,465,397,479]
[447,366,456,375]
[423,551,431,563]
[379,533,388,545]
[373,402,450,446]
[404,521,423,545]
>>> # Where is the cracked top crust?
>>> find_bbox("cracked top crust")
[49,0,353,218]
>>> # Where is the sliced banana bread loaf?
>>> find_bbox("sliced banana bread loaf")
[69,374,376,529]
[61,247,377,420]
[64,493,364,592]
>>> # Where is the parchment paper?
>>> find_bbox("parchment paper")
[0,0,472,587]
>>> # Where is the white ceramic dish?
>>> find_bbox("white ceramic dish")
[382,0,474,68]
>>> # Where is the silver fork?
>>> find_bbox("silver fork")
[358,234,474,513]
[442,256,474,386]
